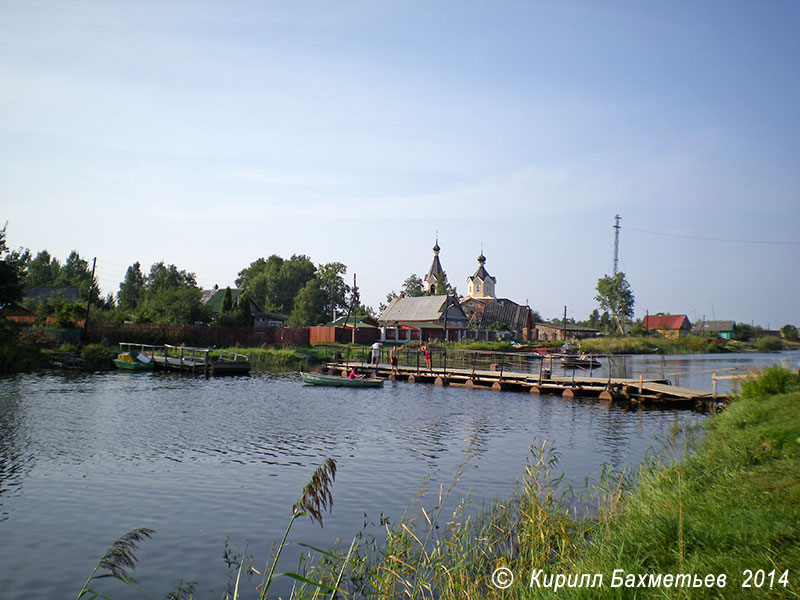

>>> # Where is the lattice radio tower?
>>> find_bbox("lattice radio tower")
[612,214,621,275]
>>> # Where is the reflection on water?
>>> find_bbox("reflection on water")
[0,352,795,599]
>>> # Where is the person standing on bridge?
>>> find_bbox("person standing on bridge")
[370,341,382,365]
[420,343,432,370]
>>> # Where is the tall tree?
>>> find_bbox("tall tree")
[145,262,197,296]
[56,250,99,303]
[276,255,316,313]
[290,278,326,326]
[0,225,23,306]
[316,262,349,320]
[118,262,146,311]
[401,274,424,297]
[25,250,61,287]
[781,324,798,342]
[236,254,316,314]
[135,262,209,324]
[237,291,252,326]
[595,272,634,333]
[236,255,283,309]
[221,286,233,313]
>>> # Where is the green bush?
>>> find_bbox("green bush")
[756,336,784,352]
[740,365,800,400]
[80,344,117,370]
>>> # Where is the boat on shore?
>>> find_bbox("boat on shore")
[113,351,155,372]
[301,371,383,387]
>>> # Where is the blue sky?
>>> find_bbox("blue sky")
[2,1,798,327]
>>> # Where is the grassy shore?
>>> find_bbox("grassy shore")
[576,335,796,355]
[215,344,372,370]
[511,365,800,599]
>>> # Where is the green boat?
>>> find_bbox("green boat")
[301,371,383,388]
[113,351,155,372]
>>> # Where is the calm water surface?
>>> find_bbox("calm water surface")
[0,352,796,599]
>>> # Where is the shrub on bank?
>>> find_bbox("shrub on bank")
[756,336,784,352]
[740,364,800,400]
[0,322,46,374]
[80,344,117,370]
[580,335,728,355]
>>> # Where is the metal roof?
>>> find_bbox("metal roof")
[693,320,736,333]
[378,295,466,324]
[642,315,691,330]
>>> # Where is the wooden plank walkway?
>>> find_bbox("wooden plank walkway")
[324,360,726,410]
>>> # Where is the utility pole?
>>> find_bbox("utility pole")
[613,214,621,276]
[351,273,357,345]
[337,272,357,344]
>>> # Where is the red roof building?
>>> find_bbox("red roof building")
[642,314,692,338]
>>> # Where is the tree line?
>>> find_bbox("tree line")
[2,225,795,338]
[0,227,367,328]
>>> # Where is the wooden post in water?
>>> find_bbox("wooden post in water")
[712,372,717,400]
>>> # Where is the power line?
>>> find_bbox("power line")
[627,227,800,246]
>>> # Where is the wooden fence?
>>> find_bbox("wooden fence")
[87,323,310,347]
[309,326,379,344]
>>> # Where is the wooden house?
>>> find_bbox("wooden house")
[692,320,736,340]
[0,302,35,324]
[642,314,692,338]
[378,295,468,341]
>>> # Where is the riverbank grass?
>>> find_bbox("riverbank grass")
[515,366,800,599]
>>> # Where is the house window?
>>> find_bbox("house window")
[475,281,481,293]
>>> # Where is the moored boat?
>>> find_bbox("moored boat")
[113,351,155,372]
[560,354,601,369]
[300,371,383,387]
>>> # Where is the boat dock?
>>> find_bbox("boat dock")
[119,343,251,376]
[321,348,728,410]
